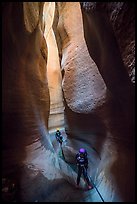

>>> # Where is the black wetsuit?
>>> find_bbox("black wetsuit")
[55,131,63,145]
[76,153,90,186]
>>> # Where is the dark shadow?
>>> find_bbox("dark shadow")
[103,96,135,202]
[110,145,135,202]
[2,1,28,176]
[80,4,135,201]
[80,3,135,125]
[63,98,107,161]
[10,166,85,202]
[2,3,52,202]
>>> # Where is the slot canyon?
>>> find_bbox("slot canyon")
[2,2,135,202]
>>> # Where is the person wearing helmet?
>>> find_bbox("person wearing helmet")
[76,148,92,190]
[55,129,66,161]
[55,129,63,145]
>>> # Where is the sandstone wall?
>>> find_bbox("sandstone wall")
[81,2,135,83]
[56,2,135,201]
[2,2,135,202]
[2,3,54,200]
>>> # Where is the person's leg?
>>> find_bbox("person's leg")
[77,167,82,186]
[83,168,92,188]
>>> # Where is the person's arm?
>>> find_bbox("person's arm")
[55,133,59,142]
[84,157,88,169]
[76,154,79,166]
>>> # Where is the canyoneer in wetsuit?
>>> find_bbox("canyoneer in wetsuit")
[76,148,92,190]
[55,129,63,146]
[55,129,66,161]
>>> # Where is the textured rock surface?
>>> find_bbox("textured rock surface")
[3,2,96,202]
[2,2,52,170]
[56,2,135,202]
[80,1,135,134]
[63,98,135,201]
[57,2,108,113]
[81,2,135,83]
[2,3,72,202]
[2,2,135,202]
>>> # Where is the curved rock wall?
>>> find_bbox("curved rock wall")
[44,2,64,131]
[57,2,109,113]
[81,2,135,84]
[98,2,135,84]
[2,2,135,202]
[81,2,134,122]
[56,2,135,202]
[2,2,55,201]
[2,3,83,201]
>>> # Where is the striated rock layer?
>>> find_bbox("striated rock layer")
[2,2,52,171]
[57,2,109,113]
[80,2,135,84]
[2,3,75,202]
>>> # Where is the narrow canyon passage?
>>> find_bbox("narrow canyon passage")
[2,2,135,202]
[45,2,64,132]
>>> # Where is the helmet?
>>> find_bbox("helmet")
[79,148,87,156]
[79,148,86,153]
